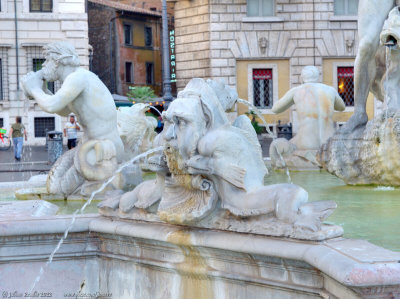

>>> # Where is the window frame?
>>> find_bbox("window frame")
[246,0,275,18]
[332,61,355,111]
[334,0,358,16]
[32,58,55,93]
[247,63,278,114]
[34,116,55,138]
[29,0,52,13]
[145,62,154,85]
[123,23,133,46]
[0,58,3,101]
[125,61,133,83]
[144,26,153,47]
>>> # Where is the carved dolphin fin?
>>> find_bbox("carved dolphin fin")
[295,200,337,232]
[215,164,246,190]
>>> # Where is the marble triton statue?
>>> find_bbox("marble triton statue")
[20,42,154,197]
[270,66,345,170]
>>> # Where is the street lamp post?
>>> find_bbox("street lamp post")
[162,0,173,102]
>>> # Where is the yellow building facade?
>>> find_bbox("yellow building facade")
[173,0,371,131]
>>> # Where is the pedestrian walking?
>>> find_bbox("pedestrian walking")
[64,114,80,149]
[9,116,27,161]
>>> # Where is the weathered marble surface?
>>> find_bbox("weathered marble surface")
[19,42,156,198]
[342,2,397,132]
[102,78,341,241]
[319,111,400,185]
[20,42,124,197]
[0,200,59,218]
[270,66,345,170]
[0,215,399,299]
[320,8,400,185]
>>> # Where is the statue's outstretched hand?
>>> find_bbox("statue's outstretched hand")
[21,71,43,99]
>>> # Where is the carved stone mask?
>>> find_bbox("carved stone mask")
[258,37,268,55]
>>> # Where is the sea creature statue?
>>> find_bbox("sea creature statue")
[101,78,342,240]
[319,7,400,186]
[20,41,155,197]
[270,66,345,170]
[117,103,157,159]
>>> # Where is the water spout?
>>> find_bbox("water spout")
[384,46,392,120]
[236,98,276,139]
[27,146,164,297]
[236,99,292,182]
[150,105,162,117]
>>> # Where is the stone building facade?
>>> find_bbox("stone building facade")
[0,0,89,145]
[88,0,165,96]
[173,0,374,131]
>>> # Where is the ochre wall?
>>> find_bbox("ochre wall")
[322,58,375,122]
[236,59,291,125]
[117,15,162,96]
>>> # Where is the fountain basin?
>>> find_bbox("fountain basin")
[2,170,400,251]
[0,214,399,298]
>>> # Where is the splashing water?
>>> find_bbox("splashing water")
[149,105,162,117]
[236,98,276,138]
[276,151,292,184]
[384,47,392,120]
[374,186,395,191]
[27,146,164,297]
[236,99,292,182]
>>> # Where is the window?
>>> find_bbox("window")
[145,27,152,47]
[334,0,358,16]
[124,24,132,45]
[0,118,3,128]
[247,0,274,17]
[125,62,133,83]
[337,66,354,106]
[253,69,273,108]
[0,48,9,101]
[34,117,55,137]
[146,63,154,85]
[33,59,54,93]
[30,0,52,12]
[0,59,3,101]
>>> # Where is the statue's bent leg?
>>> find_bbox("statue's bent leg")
[119,179,162,213]
[269,138,295,169]
[77,139,118,181]
[47,147,84,196]
[343,1,394,132]
[220,183,307,218]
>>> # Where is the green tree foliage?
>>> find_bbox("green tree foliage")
[127,86,156,103]
[246,111,263,134]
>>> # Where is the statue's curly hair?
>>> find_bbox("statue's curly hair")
[42,41,80,67]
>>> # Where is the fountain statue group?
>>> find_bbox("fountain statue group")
[19,41,341,240]
[18,4,400,239]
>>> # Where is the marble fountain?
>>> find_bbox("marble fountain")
[0,31,400,299]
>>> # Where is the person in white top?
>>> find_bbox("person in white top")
[64,114,80,149]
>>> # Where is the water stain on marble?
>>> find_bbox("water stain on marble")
[167,230,214,299]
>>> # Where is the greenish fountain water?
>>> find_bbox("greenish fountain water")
[1,171,398,251]
[266,170,400,252]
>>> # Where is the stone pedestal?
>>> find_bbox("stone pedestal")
[0,215,399,298]
[318,111,400,185]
